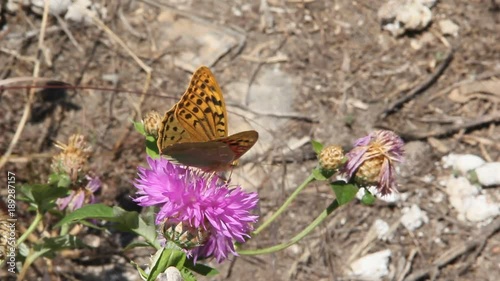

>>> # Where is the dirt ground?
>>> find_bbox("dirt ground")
[1,0,499,280]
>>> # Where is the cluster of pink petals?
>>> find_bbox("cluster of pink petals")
[134,157,259,263]
[343,130,404,195]
[56,176,101,211]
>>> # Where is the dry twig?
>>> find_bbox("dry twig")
[0,1,50,170]
[378,49,454,120]
[404,217,500,281]
[396,114,500,141]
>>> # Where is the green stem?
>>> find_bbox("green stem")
[238,199,340,255]
[17,211,43,246]
[253,173,316,236]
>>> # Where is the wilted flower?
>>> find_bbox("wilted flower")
[134,157,259,263]
[319,145,345,171]
[343,130,404,195]
[52,134,92,182]
[56,176,101,211]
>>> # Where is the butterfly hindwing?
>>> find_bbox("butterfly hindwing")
[163,141,235,171]
[217,130,259,161]
[163,130,259,172]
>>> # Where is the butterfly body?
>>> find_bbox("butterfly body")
[156,66,258,172]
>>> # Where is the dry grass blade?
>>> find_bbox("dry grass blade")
[0,77,53,87]
[0,1,50,171]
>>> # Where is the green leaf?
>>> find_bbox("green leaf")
[56,173,72,188]
[147,247,186,281]
[467,170,479,185]
[112,207,159,248]
[312,167,326,181]
[146,135,160,158]
[184,260,219,277]
[55,203,115,227]
[36,235,86,251]
[18,242,29,257]
[21,184,68,213]
[33,235,86,259]
[133,119,160,158]
[330,181,358,206]
[312,167,335,180]
[47,172,72,188]
[311,140,324,155]
[124,241,151,251]
[361,191,376,205]
[21,235,85,273]
[133,120,147,136]
[180,267,197,281]
[55,204,159,248]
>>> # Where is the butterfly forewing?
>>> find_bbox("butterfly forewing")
[175,67,228,141]
[156,66,258,172]
[157,104,192,152]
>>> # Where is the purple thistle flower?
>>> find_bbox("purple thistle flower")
[343,130,404,195]
[56,176,101,211]
[134,157,259,263]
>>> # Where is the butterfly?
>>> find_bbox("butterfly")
[155,66,258,172]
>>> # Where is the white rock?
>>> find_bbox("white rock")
[157,267,183,281]
[349,249,392,280]
[431,191,445,203]
[65,0,107,25]
[446,176,479,211]
[400,204,429,230]
[357,186,397,202]
[445,176,479,196]
[474,162,500,186]
[442,153,485,174]
[378,0,433,37]
[463,195,500,222]
[439,19,459,37]
[419,0,438,8]
[372,219,390,240]
[231,6,242,17]
[445,176,499,222]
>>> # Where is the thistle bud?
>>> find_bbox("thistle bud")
[143,110,161,138]
[319,145,345,171]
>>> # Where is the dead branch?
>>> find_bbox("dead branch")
[404,217,500,281]
[379,48,454,120]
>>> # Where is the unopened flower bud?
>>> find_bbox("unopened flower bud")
[319,145,344,171]
[143,110,161,138]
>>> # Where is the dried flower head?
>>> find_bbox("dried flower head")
[56,175,101,211]
[143,110,162,138]
[344,130,404,195]
[134,157,259,263]
[52,134,92,182]
[319,145,345,171]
